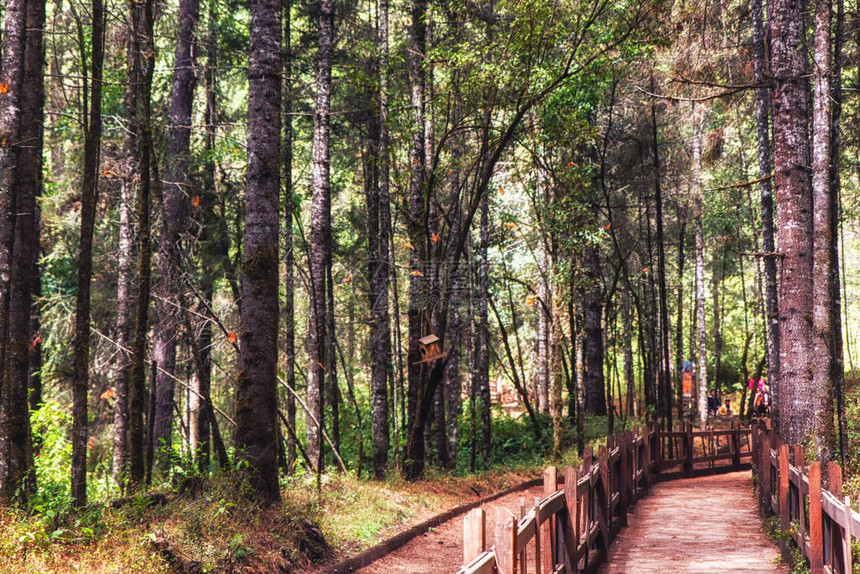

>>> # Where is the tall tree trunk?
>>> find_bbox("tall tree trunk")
[750,0,780,419]
[70,0,104,505]
[403,0,428,480]
[771,0,814,445]
[127,0,156,486]
[282,0,296,475]
[307,0,334,473]
[692,111,708,429]
[650,84,672,426]
[0,0,28,503]
[537,246,550,413]
[674,213,686,422]
[151,0,199,474]
[622,286,636,418]
[584,246,606,415]
[21,0,46,420]
[810,0,836,461]
[1,0,45,503]
[477,195,491,463]
[829,0,847,464]
[712,257,724,396]
[235,0,281,504]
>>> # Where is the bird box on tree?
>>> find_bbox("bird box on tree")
[416,334,446,364]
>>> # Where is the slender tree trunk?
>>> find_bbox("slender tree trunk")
[712,257,724,396]
[0,0,28,503]
[622,287,635,418]
[830,0,847,464]
[282,0,296,475]
[70,0,104,505]
[20,0,45,420]
[771,0,814,445]
[537,247,550,413]
[127,0,156,486]
[403,0,428,480]
[674,213,686,421]
[750,0,780,419]
[235,0,281,504]
[810,0,836,461]
[692,111,708,429]
[307,0,334,474]
[1,0,45,503]
[151,0,199,474]
[477,195,491,463]
[584,246,606,415]
[651,84,672,426]
[575,293,586,457]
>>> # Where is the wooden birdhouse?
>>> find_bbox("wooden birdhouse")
[416,334,446,364]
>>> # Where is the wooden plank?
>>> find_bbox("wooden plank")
[684,422,694,478]
[795,446,806,550]
[495,507,517,574]
[810,462,825,574]
[458,550,496,574]
[563,466,579,574]
[597,445,611,554]
[541,467,557,574]
[538,490,566,518]
[842,497,852,574]
[516,511,537,550]
[828,462,843,570]
[464,508,486,564]
[779,444,790,561]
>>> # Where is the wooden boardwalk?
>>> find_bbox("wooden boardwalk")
[598,471,789,574]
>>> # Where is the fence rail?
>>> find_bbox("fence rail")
[458,421,754,574]
[751,419,859,574]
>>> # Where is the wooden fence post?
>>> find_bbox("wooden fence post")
[778,443,790,561]
[626,430,635,504]
[809,461,824,574]
[731,421,741,470]
[618,433,629,525]
[684,421,693,478]
[463,508,486,565]
[542,466,558,573]
[794,445,806,546]
[842,496,853,574]
[761,431,772,515]
[495,507,517,574]
[643,425,652,487]
[597,446,610,554]
[827,462,843,571]
[563,466,579,573]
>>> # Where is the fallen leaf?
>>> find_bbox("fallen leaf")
[343,273,353,283]
[191,195,200,207]
[431,233,440,242]
[100,388,116,400]
[227,331,238,344]
[405,242,415,250]
[0,83,8,94]
[410,270,424,276]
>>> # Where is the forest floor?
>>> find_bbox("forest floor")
[0,465,546,573]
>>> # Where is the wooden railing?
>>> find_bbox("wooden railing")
[457,422,754,574]
[751,419,859,573]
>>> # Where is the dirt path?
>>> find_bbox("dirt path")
[354,484,546,574]
[598,471,789,574]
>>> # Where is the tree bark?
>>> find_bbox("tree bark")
[584,246,606,415]
[127,0,156,487]
[810,0,837,460]
[750,0,780,419]
[282,0,296,475]
[70,0,104,505]
[692,110,708,429]
[151,0,199,474]
[476,196,491,463]
[235,0,281,504]
[403,0,428,480]
[771,0,814,445]
[0,0,45,503]
[307,0,334,473]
